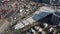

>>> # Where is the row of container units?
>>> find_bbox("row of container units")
[0,9,15,19]
[14,16,35,30]
[31,0,60,4]
[14,6,55,30]
[0,9,10,18]
[31,0,51,4]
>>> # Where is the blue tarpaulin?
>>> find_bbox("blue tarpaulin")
[32,12,51,21]
[38,12,49,17]
[32,14,42,21]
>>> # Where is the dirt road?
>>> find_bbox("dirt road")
[0,19,11,33]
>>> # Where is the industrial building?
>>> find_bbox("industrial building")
[0,0,60,34]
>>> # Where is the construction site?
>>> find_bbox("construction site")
[0,0,60,34]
